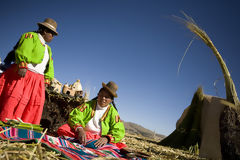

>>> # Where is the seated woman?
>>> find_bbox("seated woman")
[57,81,126,149]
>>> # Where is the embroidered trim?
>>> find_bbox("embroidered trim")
[77,103,84,109]
[44,79,50,85]
[80,105,87,112]
[100,105,111,121]
[40,41,45,47]
[115,115,120,123]
[73,123,83,132]
[91,102,96,117]
[25,33,33,39]
[18,62,28,69]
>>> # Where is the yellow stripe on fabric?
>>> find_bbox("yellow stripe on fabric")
[100,105,111,121]
[115,115,120,123]
[18,62,28,68]
[40,41,45,46]
[44,79,50,84]
[91,102,96,117]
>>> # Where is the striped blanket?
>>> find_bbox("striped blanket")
[0,127,143,160]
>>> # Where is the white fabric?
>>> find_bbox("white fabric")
[84,103,108,134]
[0,60,3,74]
[28,34,49,75]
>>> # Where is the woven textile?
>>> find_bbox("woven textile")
[0,127,143,160]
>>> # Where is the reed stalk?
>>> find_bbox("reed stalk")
[0,120,43,132]
[29,129,47,160]
[178,12,240,110]
[0,127,11,134]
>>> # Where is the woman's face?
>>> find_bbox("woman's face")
[42,29,55,43]
[97,89,113,107]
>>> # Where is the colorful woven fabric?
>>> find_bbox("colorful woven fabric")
[0,127,144,160]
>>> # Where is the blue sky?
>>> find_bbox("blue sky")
[1,0,240,136]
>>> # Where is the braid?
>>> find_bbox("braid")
[112,100,118,111]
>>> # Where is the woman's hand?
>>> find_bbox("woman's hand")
[94,137,108,148]
[18,68,27,77]
[76,127,86,145]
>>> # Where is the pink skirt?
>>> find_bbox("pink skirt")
[0,64,45,124]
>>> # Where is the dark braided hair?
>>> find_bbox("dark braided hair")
[111,100,117,111]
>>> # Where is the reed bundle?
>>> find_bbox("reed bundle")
[0,119,43,132]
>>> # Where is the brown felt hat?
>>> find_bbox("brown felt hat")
[102,81,118,98]
[37,18,58,35]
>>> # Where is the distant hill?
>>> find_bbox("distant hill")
[123,121,165,141]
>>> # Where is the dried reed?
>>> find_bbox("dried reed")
[29,128,48,160]
[175,12,240,110]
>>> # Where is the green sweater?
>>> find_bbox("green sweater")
[68,100,125,143]
[15,32,54,81]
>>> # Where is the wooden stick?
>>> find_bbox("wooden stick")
[0,127,11,134]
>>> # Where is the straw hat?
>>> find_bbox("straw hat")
[102,81,118,98]
[37,18,58,35]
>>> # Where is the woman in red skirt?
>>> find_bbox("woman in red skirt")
[0,18,58,124]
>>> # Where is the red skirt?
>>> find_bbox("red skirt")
[0,64,45,124]
[58,123,127,149]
